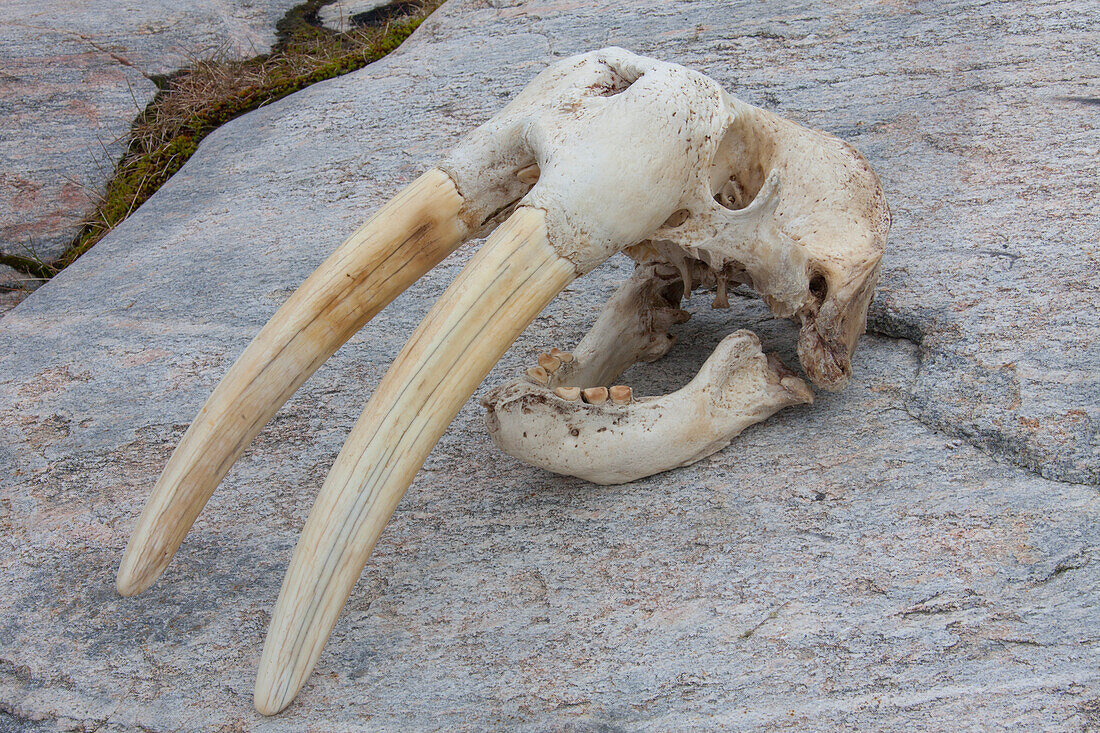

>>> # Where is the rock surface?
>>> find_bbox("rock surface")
[1,0,1098,730]
[0,0,302,278]
[318,0,392,32]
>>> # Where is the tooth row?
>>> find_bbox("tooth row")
[534,349,572,375]
[526,350,631,404]
[552,384,633,405]
[525,348,574,385]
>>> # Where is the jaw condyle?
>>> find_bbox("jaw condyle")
[116,48,889,714]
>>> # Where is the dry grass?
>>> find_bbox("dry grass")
[47,0,444,275]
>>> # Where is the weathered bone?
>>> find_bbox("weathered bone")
[115,47,888,716]
[629,100,890,389]
[480,51,889,486]
[482,263,814,483]
[484,331,812,484]
[542,263,690,390]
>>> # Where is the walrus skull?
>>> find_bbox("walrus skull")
[116,48,889,714]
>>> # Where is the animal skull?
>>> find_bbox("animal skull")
[478,51,890,484]
[116,48,889,714]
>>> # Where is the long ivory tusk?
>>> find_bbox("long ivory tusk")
[117,169,469,597]
[253,206,574,715]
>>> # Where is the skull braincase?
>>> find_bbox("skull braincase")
[476,48,890,484]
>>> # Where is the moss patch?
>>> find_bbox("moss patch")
[44,0,444,275]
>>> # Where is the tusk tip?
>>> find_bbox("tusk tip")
[253,693,285,717]
[115,575,140,597]
[116,535,173,596]
[116,555,154,597]
[254,664,299,716]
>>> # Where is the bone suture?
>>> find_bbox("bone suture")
[115,48,889,715]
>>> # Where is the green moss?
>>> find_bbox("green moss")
[274,0,334,52]
[0,252,54,281]
[56,134,201,270]
[36,2,439,279]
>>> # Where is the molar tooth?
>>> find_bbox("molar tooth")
[537,353,561,372]
[555,386,581,401]
[609,385,633,405]
[526,366,549,385]
[549,348,574,363]
[582,386,609,405]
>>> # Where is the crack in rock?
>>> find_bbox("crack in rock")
[866,308,1098,488]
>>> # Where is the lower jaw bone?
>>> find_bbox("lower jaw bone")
[482,330,812,485]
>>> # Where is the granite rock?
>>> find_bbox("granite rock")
[1,0,1098,730]
[0,0,302,277]
[318,0,393,32]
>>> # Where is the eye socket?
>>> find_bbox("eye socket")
[710,121,769,210]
